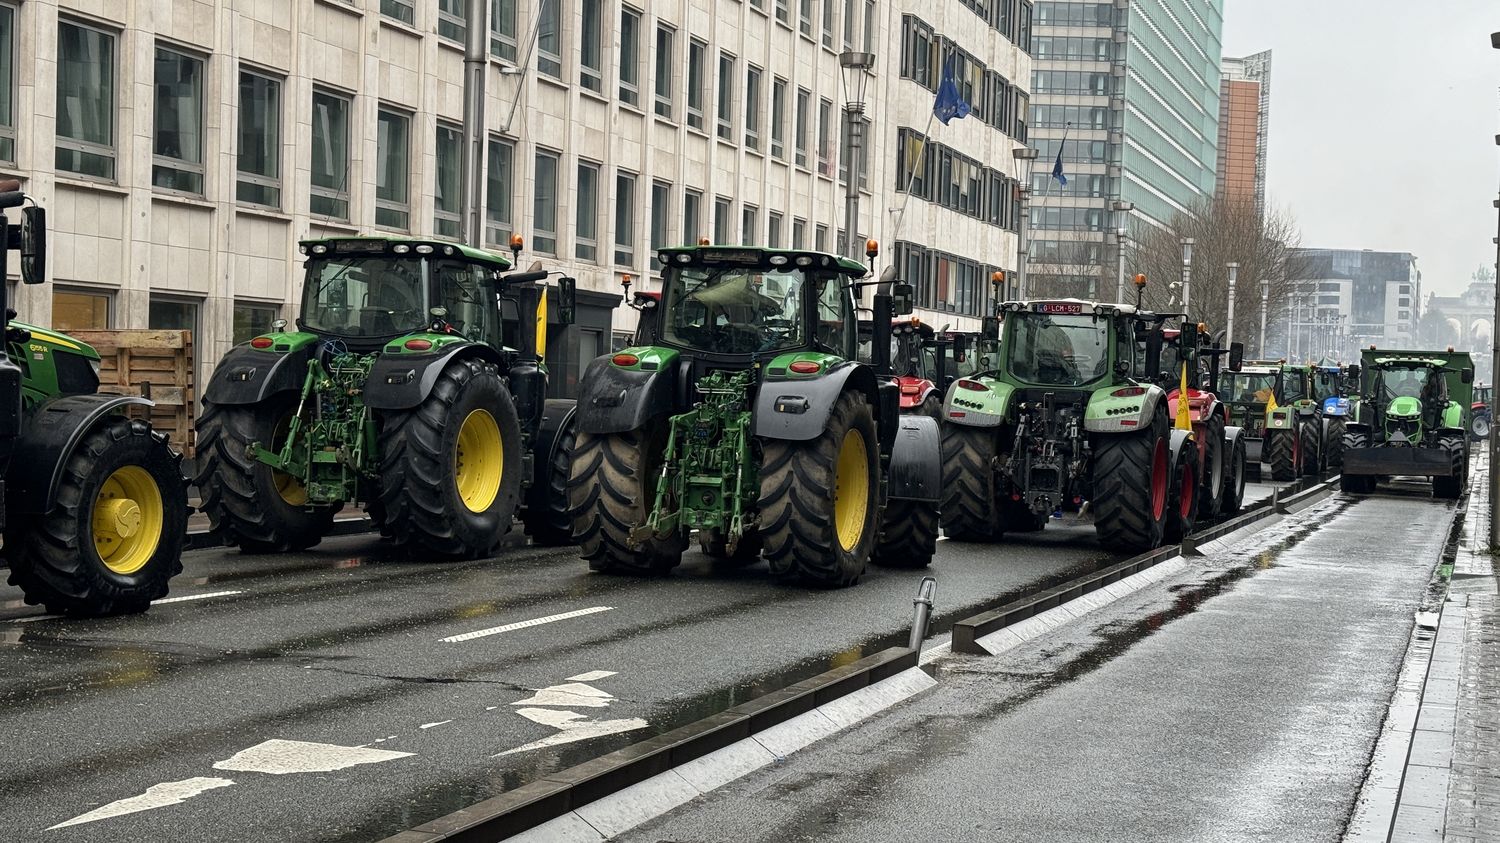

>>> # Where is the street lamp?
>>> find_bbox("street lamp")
[1013,147,1039,299]
[1180,238,1195,313]
[1258,278,1270,357]
[1225,262,1240,348]
[1112,200,1134,303]
[838,50,875,261]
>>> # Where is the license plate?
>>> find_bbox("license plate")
[1036,302,1084,314]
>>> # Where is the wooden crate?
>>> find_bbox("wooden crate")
[68,330,196,457]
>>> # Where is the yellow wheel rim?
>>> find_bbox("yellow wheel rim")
[833,428,870,552]
[93,466,165,575]
[271,413,308,506]
[455,409,504,513]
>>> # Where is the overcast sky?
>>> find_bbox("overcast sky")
[1221,0,1497,297]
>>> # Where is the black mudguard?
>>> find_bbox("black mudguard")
[8,394,155,514]
[885,414,942,502]
[1224,425,1245,451]
[532,399,577,472]
[753,361,879,442]
[1169,428,1194,465]
[202,344,312,406]
[576,356,680,435]
[364,344,505,411]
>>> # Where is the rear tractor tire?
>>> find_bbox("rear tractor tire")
[1092,412,1172,552]
[568,423,685,576]
[1433,433,1468,500]
[1220,434,1249,516]
[196,398,338,553]
[872,499,938,569]
[8,418,188,616]
[1266,428,1300,482]
[1166,434,1202,542]
[1325,418,1346,471]
[1300,417,1323,477]
[759,390,879,587]
[940,425,1005,542]
[378,358,522,558]
[1339,429,1376,494]
[1198,412,1227,518]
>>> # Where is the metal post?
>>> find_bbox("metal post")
[461,0,488,247]
[1115,229,1127,303]
[1017,187,1032,299]
[908,576,937,650]
[1225,262,1239,349]
[844,106,863,259]
[1180,238,1195,314]
[1259,278,1269,358]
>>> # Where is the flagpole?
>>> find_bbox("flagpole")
[892,107,940,246]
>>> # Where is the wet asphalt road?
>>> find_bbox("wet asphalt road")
[620,486,1457,843]
[0,483,1281,841]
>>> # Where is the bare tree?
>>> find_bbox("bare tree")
[1028,240,1111,300]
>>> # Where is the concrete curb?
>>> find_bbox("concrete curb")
[378,647,922,843]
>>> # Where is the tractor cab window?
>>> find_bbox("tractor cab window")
[892,330,927,378]
[814,275,852,355]
[434,260,500,347]
[302,255,428,338]
[1226,372,1277,404]
[1281,372,1306,402]
[1006,313,1110,387]
[1379,366,1427,399]
[662,265,808,355]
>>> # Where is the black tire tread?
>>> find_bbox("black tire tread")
[1433,433,1467,499]
[1300,418,1321,477]
[1325,418,1346,470]
[1340,429,1375,494]
[1267,428,1298,481]
[1092,413,1168,552]
[872,499,937,568]
[939,425,1004,542]
[568,426,683,575]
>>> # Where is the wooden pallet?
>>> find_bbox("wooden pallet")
[67,329,197,458]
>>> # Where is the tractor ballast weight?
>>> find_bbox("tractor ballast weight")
[569,245,941,587]
[1340,347,1472,498]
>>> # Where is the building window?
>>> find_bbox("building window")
[615,172,637,266]
[744,66,762,151]
[53,288,112,331]
[0,4,11,163]
[768,212,783,248]
[237,71,281,208]
[822,0,835,49]
[534,150,559,254]
[434,122,462,239]
[57,20,116,180]
[714,196,732,244]
[233,302,280,345]
[485,136,514,246]
[770,78,787,160]
[575,161,600,262]
[620,7,641,106]
[650,180,671,269]
[750,0,765,12]
[684,189,702,243]
[381,0,414,25]
[863,0,876,50]
[687,40,707,131]
[815,223,829,252]
[310,89,350,220]
[842,0,855,49]
[537,0,562,78]
[817,97,834,177]
[791,218,806,248]
[375,108,410,230]
[794,88,810,167]
[438,0,465,42]
[717,52,736,140]
[491,0,518,61]
[775,0,791,26]
[580,0,604,92]
[742,205,758,245]
[148,297,200,341]
[654,25,674,118]
[799,0,814,38]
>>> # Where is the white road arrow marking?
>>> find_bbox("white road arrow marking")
[48,777,235,830]
[440,606,613,643]
[566,670,618,682]
[497,708,649,756]
[212,739,413,775]
[511,681,614,708]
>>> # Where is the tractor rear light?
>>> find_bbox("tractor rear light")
[958,379,987,391]
[789,361,821,374]
[250,337,274,349]
[900,384,920,395]
[612,353,640,367]
[1113,387,1146,397]
[404,339,434,351]
[949,411,967,418]
[1120,419,1139,426]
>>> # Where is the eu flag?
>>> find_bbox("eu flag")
[933,58,972,126]
[1051,140,1068,187]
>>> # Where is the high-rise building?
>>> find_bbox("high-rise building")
[1027,0,1224,299]
[1285,248,1421,360]
[1217,50,1270,215]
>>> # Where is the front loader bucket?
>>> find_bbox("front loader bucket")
[1341,446,1453,478]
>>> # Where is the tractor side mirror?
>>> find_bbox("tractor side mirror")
[981,316,1001,341]
[1462,367,1475,385]
[952,334,970,358]
[1144,330,1164,378]
[557,276,577,326]
[890,282,915,316]
[1228,341,1244,372]
[20,205,45,285]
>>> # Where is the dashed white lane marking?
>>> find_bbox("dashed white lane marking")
[420,720,453,730]
[154,590,244,605]
[498,709,649,756]
[212,739,413,775]
[567,670,618,682]
[440,606,614,643]
[48,777,236,830]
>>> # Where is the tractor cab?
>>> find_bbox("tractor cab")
[1365,358,1452,445]
[999,299,1137,391]
[1313,364,1352,418]
[1223,364,1282,434]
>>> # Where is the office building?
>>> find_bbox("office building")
[1217,49,1269,215]
[1285,247,1421,360]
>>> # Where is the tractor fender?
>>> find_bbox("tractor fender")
[202,344,312,406]
[1168,428,1195,467]
[9,394,156,514]
[576,355,679,435]
[753,361,879,442]
[1223,425,1246,451]
[363,343,506,411]
[1442,400,1465,430]
[885,414,942,502]
[1083,384,1166,434]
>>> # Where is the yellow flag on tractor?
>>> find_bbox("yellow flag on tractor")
[1175,361,1193,431]
[1266,393,1279,414]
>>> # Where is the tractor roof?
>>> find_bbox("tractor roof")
[300,236,515,269]
[655,245,867,275]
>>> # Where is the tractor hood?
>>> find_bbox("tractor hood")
[10,320,103,402]
[1386,395,1422,419]
[1322,395,1351,417]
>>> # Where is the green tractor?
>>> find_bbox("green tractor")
[0,181,188,615]
[568,244,942,587]
[940,298,1202,551]
[1222,361,1322,481]
[197,236,578,557]
[1341,348,1473,498]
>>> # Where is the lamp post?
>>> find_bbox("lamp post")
[1225,262,1239,348]
[1112,200,1134,302]
[1013,147,1039,299]
[1491,30,1500,550]
[1180,238,1195,314]
[460,0,490,246]
[838,50,875,261]
[1258,278,1269,357]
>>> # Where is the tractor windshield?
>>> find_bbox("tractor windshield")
[661,266,811,355]
[1225,372,1277,404]
[1005,313,1110,386]
[1281,372,1307,401]
[302,256,428,338]
[893,332,930,379]
[1378,365,1431,400]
